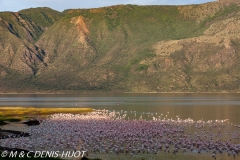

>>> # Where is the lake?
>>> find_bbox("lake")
[1,93,240,124]
[1,93,240,160]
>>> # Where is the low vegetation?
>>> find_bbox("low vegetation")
[0,107,93,125]
[0,116,22,125]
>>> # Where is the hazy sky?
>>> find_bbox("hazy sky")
[0,0,216,12]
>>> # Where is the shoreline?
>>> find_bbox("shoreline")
[124,91,240,94]
[0,123,30,133]
[0,91,240,94]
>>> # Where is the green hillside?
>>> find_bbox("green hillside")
[1,1,240,93]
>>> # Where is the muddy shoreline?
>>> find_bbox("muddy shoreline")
[0,120,40,154]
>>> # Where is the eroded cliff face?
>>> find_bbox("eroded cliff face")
[33,16,105,90]
[0,13,47,75]
[1,2,240,92]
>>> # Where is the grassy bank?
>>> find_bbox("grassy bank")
[0,107,93,125]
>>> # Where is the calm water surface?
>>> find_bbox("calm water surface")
[1,93,240,124]
[1,93,240,160]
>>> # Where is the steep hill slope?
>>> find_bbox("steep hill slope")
[1,1,240,92]
[0,8,62,91]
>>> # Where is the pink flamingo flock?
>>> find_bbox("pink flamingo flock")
[1,109,240,159]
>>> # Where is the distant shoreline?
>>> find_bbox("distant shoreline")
[0,91,240,94]
[124,91,240,94]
